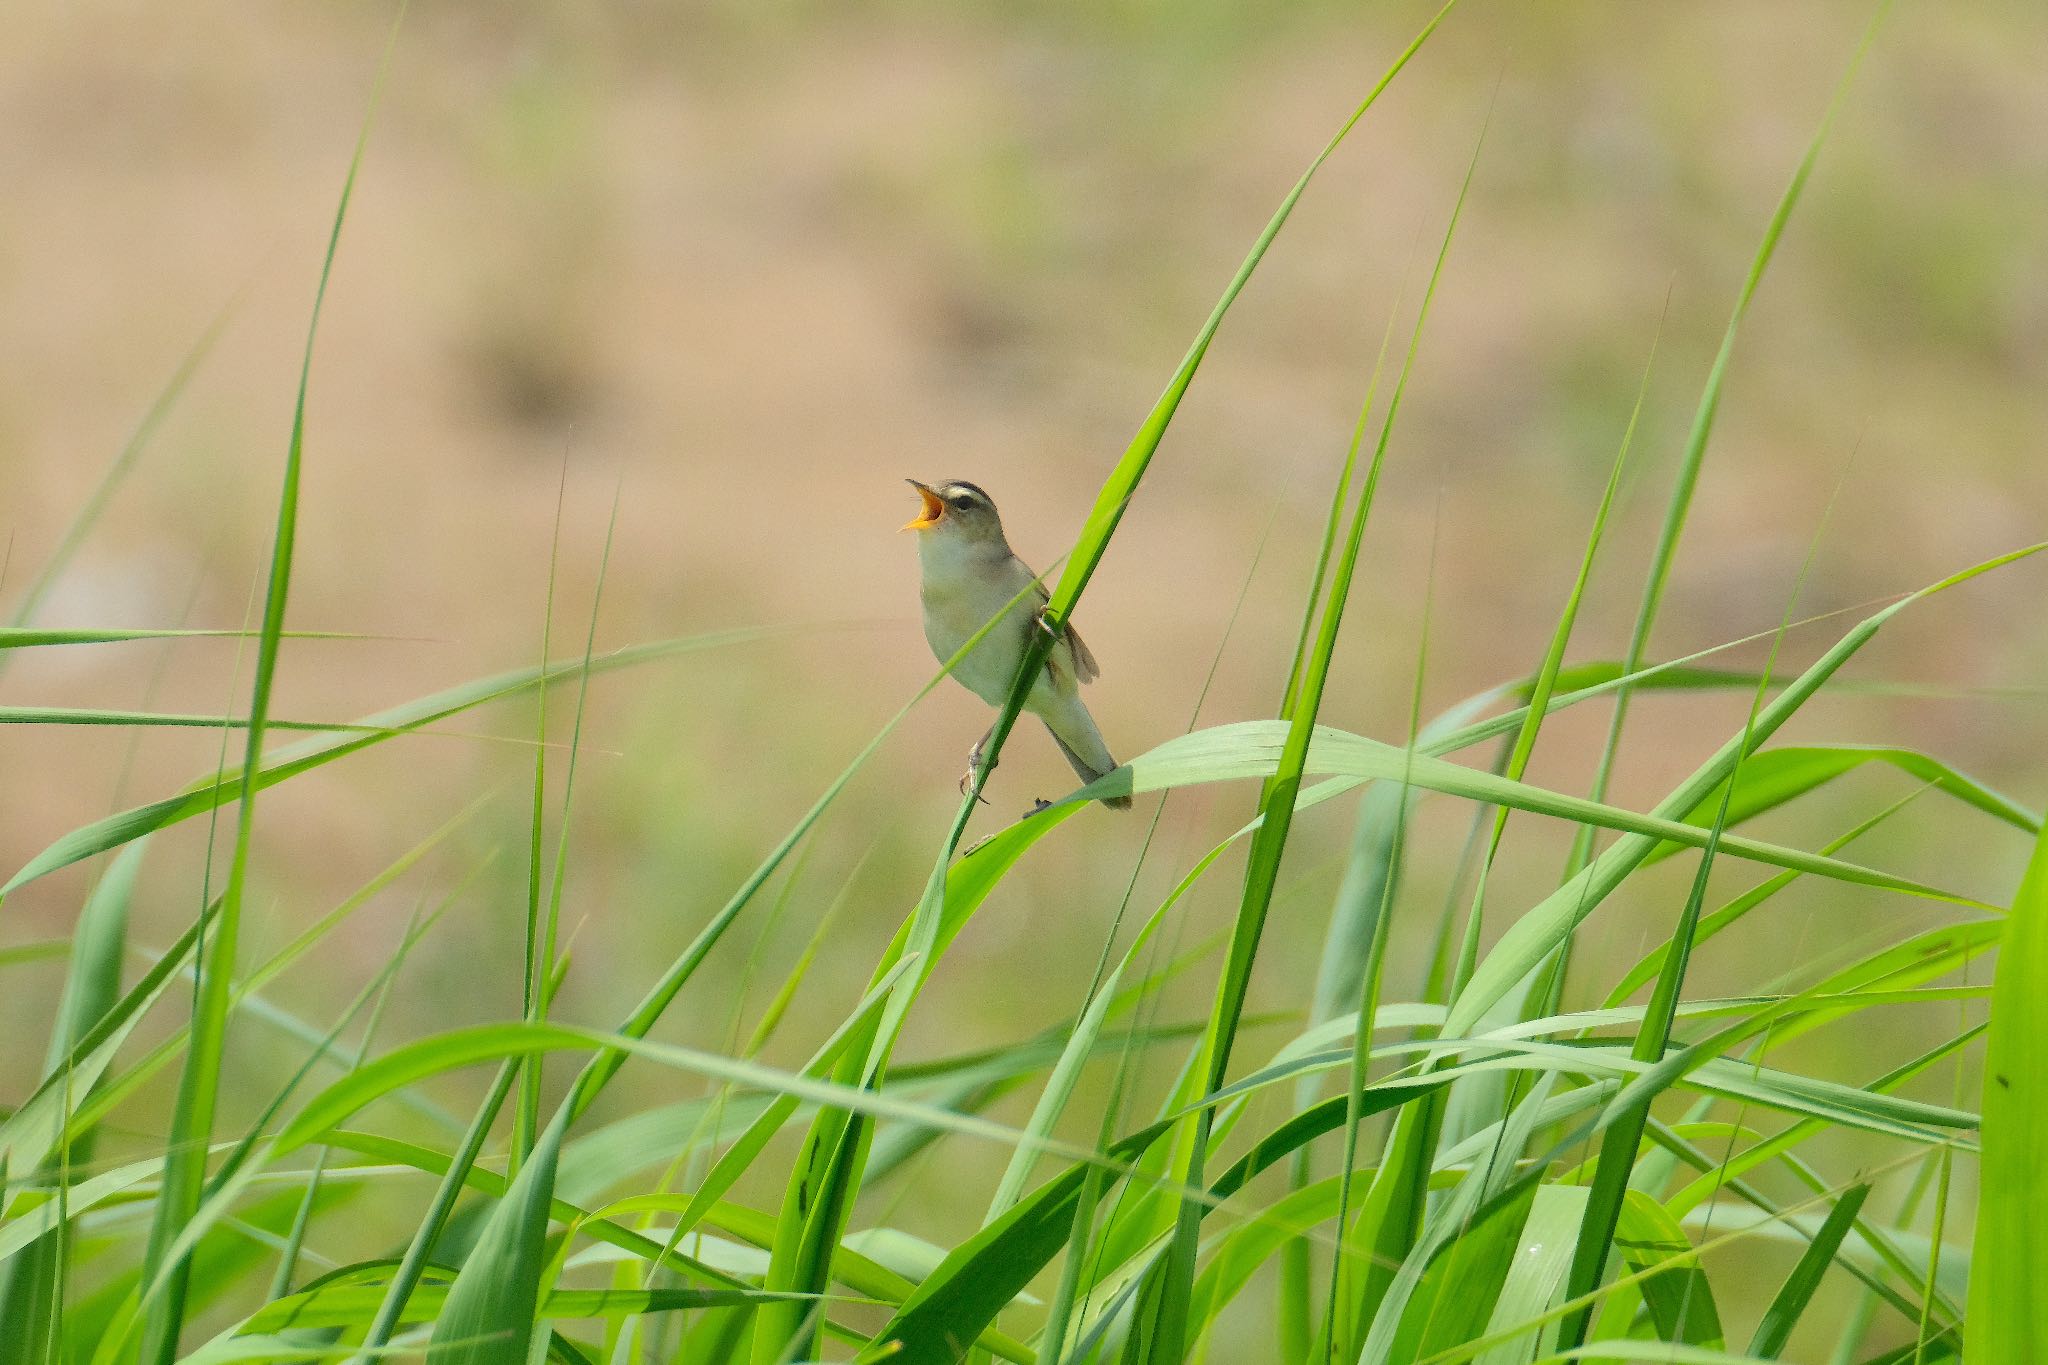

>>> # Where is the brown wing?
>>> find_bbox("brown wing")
[1066,622,1100,684]
[1031,578,1100,686]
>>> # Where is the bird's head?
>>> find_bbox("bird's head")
[902,479,1005,546]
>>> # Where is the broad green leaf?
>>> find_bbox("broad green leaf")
[425,1111,566,1364]
[1071,721,1977,907]
[1473,1184,1584,1365]
[1387,1180,1540,1363]
[1617,1190,1723,1347]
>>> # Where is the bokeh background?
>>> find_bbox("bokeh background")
[3,0,2044,1348]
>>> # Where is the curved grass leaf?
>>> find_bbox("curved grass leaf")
[1644,745,2038,867]
[1075,720,1980,905]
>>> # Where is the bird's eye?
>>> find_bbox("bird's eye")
[949,496,976,512]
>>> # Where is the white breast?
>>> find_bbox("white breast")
[918,537,1039,707]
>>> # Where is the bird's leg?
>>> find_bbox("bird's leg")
[1033,604,1063,642]
[958,722,997,805]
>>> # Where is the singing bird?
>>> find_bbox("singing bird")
[903,479,1131,809]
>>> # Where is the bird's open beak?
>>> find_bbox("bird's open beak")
[902,479,945,531]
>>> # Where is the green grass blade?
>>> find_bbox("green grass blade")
[1,302,233,640]
[661,959,915,1250]
[1360,321,1651,1359]
[1564,1,1888,885]
[515,464,571,1173]
[1276,255,1406,723]
[1749,1183,1870,1358]
[0,941,68,969]
[1965,813,2048,1363]
[1354,1069,1557,1363]
[1074,721,1984,907]
[1617,1189,1724,1346]
[45,845,145,1084]
[266,903,422,1299]
[1460,306,1652,1001]
[1561,495,1832,1351]
[358,1061,521,1349]
[239,1281,802,1335]
[133,18,396,1354]
[110,898,453,1349]
[0,807,464,1189]
[56,809,481,1156]
[0,893,219,1181]
[362,585,1080,1347]
[1399,1181,1543,1362]
[1040,0,1458,628]
[1149,104,1482,1358]
[0,627,354,650]
[983,892,1176,1223]
[1603,794,1925,1008]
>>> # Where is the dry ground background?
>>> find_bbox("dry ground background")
[2,0,2044,1345]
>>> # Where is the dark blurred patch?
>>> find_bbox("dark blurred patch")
[461,311,605,436]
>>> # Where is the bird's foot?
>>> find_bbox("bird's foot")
[1025,797,1056,818]
[1033,605,1064,641]
[961,730,997,806]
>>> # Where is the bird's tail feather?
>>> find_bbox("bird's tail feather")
[1042,703,1132,810]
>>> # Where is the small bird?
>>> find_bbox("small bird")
[903,479,1130,809]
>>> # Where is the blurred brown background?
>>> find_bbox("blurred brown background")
[2,0,2044,1328]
